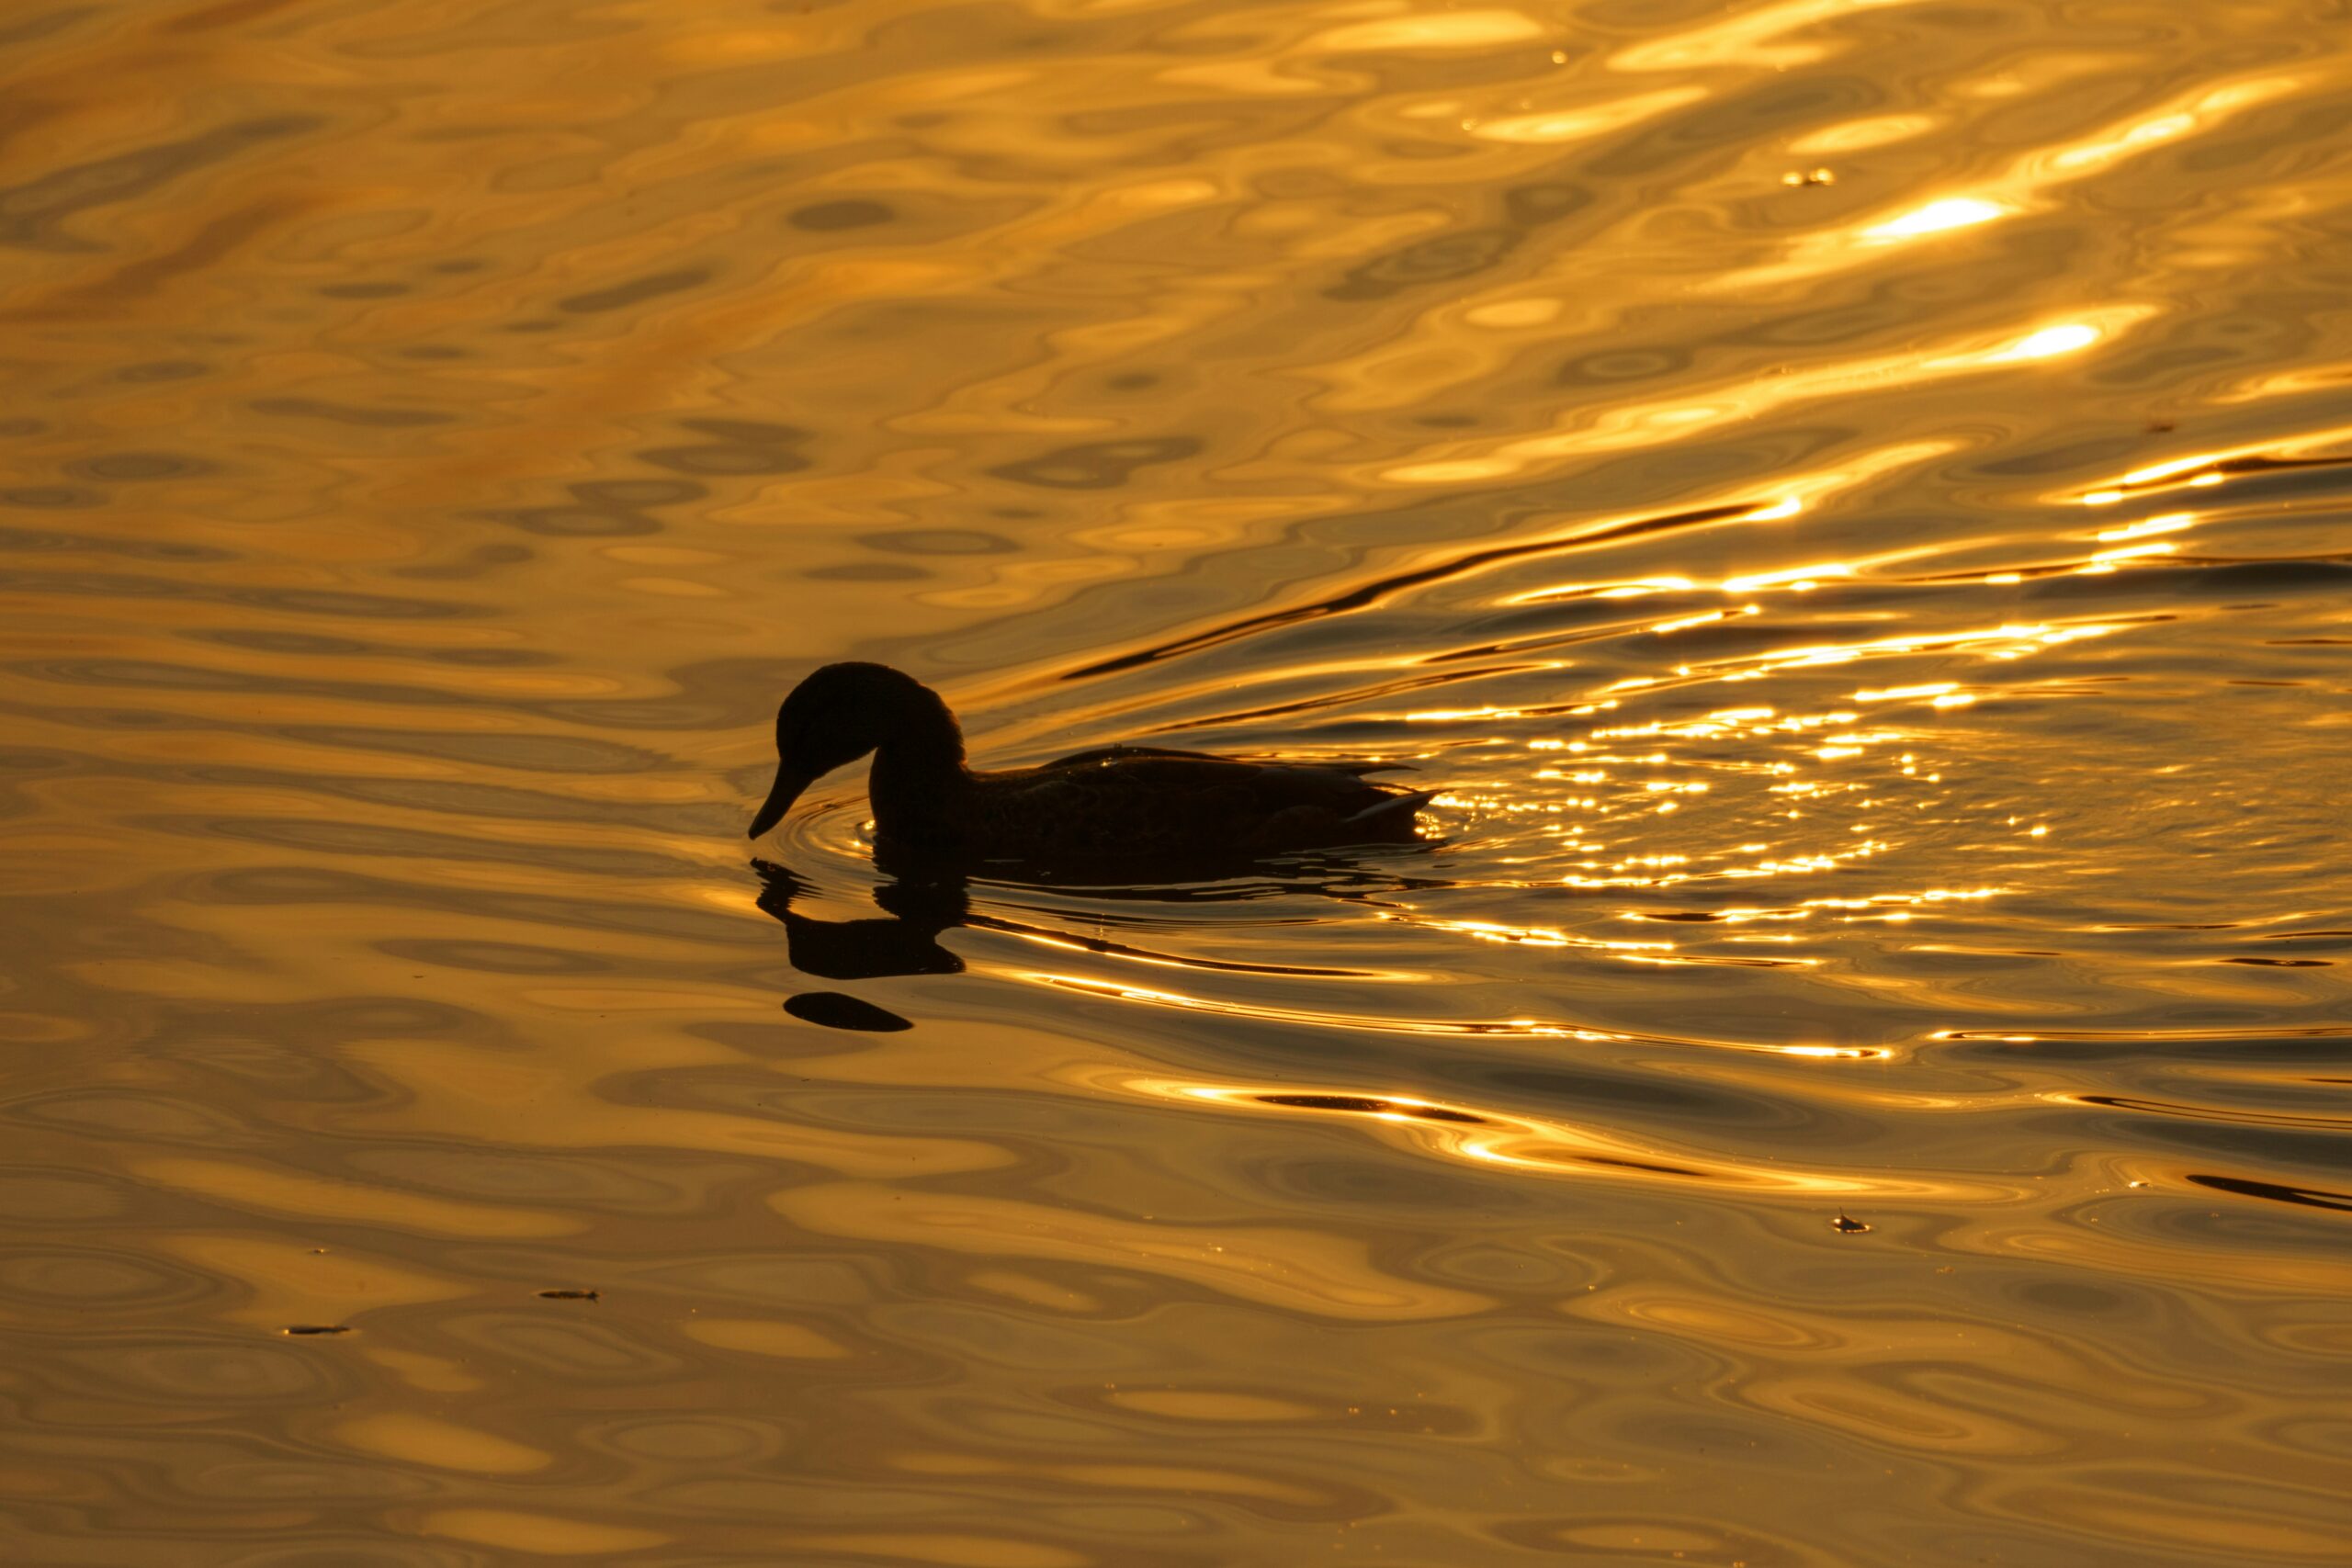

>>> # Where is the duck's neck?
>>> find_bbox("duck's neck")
[865,678,970,842]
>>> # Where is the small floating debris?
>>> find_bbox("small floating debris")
[537,1288,601,1302]
[1782,167,1836,186]
[281,1324,352,1337]
[1830,1212,1871,1234]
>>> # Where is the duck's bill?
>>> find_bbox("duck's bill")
[749,766,816,839]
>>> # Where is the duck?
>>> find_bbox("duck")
[748,662,1435,863]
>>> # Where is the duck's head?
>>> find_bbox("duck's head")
[749,662,962,839]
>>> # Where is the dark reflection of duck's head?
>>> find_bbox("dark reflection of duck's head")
[752,858,967,979]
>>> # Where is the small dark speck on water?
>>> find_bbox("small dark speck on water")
[537,1288,601,1301]
[281,1325,351,1336]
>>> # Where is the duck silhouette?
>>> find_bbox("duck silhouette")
[748,662,1435,863]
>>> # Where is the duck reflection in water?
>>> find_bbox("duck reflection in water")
[753,852,1438,990]
[748,662,1435,861]
[752,859,968,980]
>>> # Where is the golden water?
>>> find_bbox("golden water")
[3,1,2349,1562]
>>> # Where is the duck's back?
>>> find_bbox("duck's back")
[948,748,1428,860]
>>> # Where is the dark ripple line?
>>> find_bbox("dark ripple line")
[0,739,718,831]
[0,115,324,252]
[8,655,819,737]
[2023,557,2352,602]
[188,628,556,666]
[0,570,472,619]
[0,6,98,49]
[17,659,490,707]
[248,396,456,428]
[559,265,717,313]
[194,767,711,831]
[200,865,767,946]
[272,724,663,775]
[2077,1093,2352,1131]
[0,527,234,562]
[1141,660,1538,735]
[1057,501,1753,680]
[2184,1173,2352,1212]
[147,814,695,880]
[964,912,1376,979]
[1,683,695,772]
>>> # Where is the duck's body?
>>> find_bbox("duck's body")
[750,662,1433,863]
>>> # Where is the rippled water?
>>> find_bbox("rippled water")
[5,1,2350,1562]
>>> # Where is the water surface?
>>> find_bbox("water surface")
[3,1,2349,1563]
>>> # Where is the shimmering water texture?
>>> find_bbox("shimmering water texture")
[4,1,2350,1563]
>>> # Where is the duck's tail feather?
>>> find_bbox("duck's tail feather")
[1343,788,1437,829]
